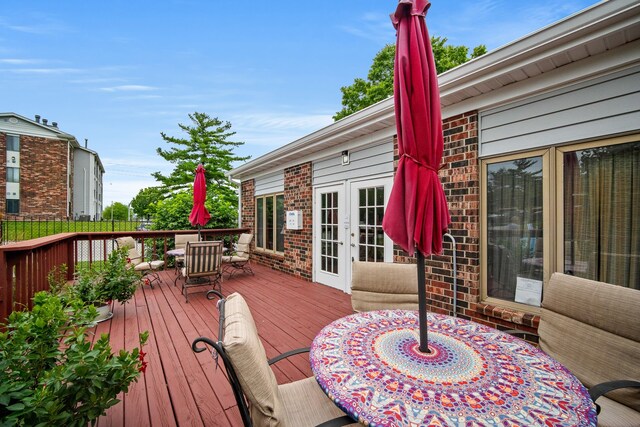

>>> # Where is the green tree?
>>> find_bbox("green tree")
[103,202,129,221]
[130,186,163,219]
[152,191,237,231]
[333,38,487,120]
[152,112,249,208]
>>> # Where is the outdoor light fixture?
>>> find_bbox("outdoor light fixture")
[341,150,350,165]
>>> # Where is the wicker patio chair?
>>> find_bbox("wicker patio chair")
[180,240,224,302]
[192,291,357,427]
[115,236,164,288]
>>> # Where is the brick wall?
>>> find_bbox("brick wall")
[242,163,314,280]
[282,162,313,280]
[392,112,538,334]
[1,134,70,218]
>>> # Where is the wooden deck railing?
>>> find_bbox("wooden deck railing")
[0,228,249,322]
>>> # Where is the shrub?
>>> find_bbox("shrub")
[0,291,148,426]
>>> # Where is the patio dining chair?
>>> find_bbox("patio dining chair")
[222,233,254,279]
[173,233,199,273]
[115,236,164,288]
[192,291,357,427]
[350,261,419,312]
[181,240,224,302]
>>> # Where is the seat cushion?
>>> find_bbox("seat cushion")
[116,236,137,250]
[351,262,419,312]
[596,395,640,427]
[223,293,282,426]
[222,255,249,263]
[134,260,164,272]
[279,377,358,427]
[540,273,640,412]
[351,290,419,312]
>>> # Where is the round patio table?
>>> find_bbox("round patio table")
[310,310,596,426]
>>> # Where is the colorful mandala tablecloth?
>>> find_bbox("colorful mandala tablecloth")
[310,310,596,426]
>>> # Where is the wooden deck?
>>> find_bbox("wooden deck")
[93,264,353,426]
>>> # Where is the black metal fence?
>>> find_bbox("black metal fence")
[0,217,150,245]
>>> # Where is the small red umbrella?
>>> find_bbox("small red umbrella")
[189,164,211,239]
[382,0,451,352]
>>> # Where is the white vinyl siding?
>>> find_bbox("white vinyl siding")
[479,66,640,157]
[255,171,284,196]
[313,138,394,186]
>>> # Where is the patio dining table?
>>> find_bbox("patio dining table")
[310,310,597,426]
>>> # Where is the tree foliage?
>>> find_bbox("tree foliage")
[102,202,129,221]
[130,186,164,219]
[333,38,487,120]
[152,112,249,206]
[151,191,237,232]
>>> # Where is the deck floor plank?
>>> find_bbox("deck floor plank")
[97,263,352,426]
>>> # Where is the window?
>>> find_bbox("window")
[255,193,285,253]
[481,136,639,311]
[484,155,545,306]
[562,140,639,289]
[6,135,19,151]
[6,167,19,183]
[6,199,19,214]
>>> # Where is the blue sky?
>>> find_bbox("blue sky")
[1,0,598,205]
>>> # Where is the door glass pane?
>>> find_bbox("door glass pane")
[486,157,543,305]
[320,191,339,274]
[563,141,639,289]
[357,185,385,262]
[256,198,264,248]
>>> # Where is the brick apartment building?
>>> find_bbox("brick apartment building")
[229,1,639,333]
[0,113,104,219]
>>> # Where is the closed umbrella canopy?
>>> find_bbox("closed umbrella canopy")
[383,0,450,257]
[382,0,450,352]
[189,164,211,235]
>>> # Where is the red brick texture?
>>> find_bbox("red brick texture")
[393,112,539,334]
[241,163,314,281]
[1,133,71,218]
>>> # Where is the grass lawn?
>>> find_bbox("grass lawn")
[1,220,142,242]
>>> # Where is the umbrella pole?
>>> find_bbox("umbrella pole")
[417,249,430,353]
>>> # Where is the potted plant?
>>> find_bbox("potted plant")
[0,290,148,425]
[72,247,142,322]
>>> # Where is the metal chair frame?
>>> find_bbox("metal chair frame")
[192,291,353,427]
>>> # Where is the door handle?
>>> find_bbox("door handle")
[351,243,356,247]
[339,241,344,245]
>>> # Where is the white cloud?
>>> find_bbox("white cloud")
[99,85,158,92]
[5,67,83,74]
[340,12,395,45]
[0,58,40,64]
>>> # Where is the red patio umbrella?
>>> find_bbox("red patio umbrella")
[382,0,451,353]
[189,163,211,239]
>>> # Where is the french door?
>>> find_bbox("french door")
[313,185,346,290]
[313,177,393,292]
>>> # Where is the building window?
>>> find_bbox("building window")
[255,193,285,254]
[6,167,19,182]
[562,140,640,289]
[481,136,639,311]
[6,135,19,151]
[484,153,546,308]
[6,199,19,214]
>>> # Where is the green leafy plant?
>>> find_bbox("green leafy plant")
[0,291,148,426]
[72,248,142,306]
